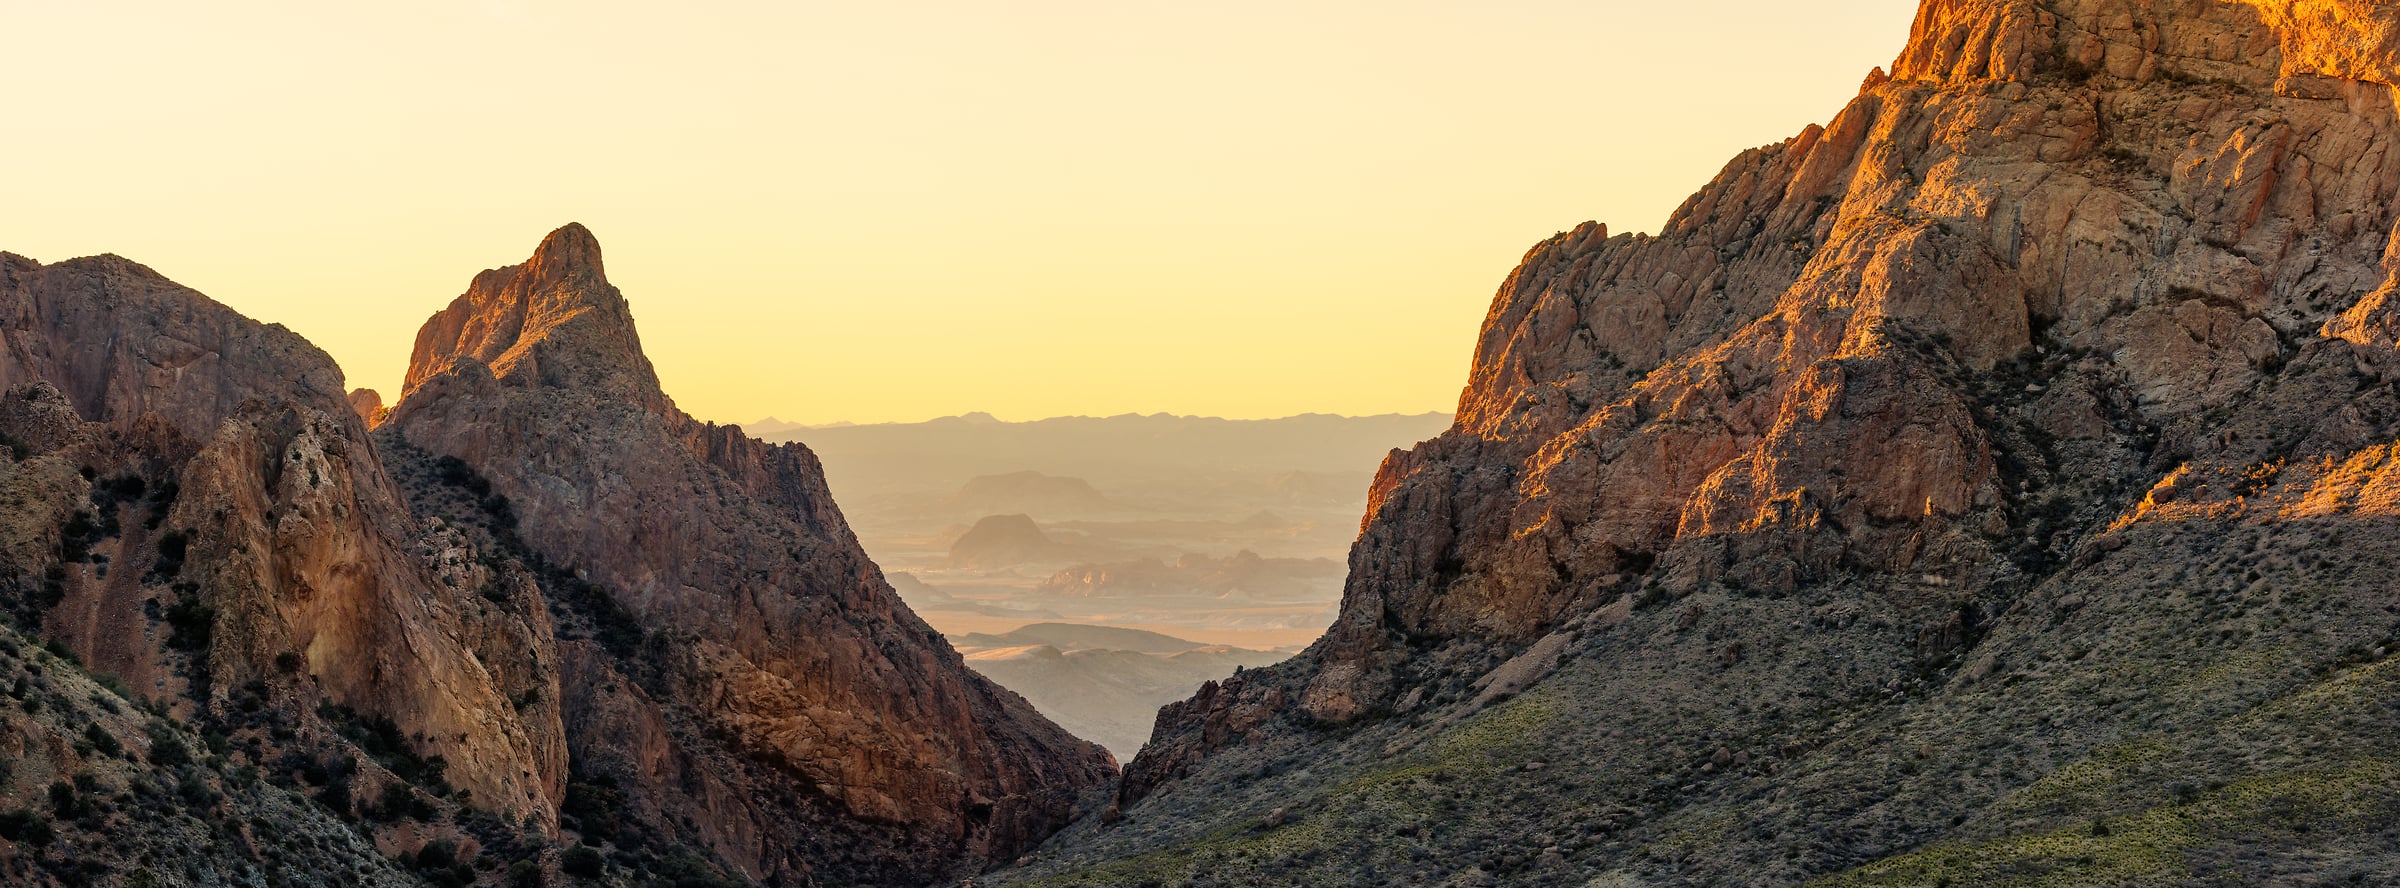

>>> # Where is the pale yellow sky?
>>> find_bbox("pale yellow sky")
[4,1,1917,426]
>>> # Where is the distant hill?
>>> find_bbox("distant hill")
[758,412,1453,505]
[943,471,1116,517]
[946,514,1077,568]
[952,622,1211,655]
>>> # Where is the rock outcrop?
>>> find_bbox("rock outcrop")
[1009,2,2400,885]
[347,387,385,426]
[388,224,1113,885]
[0,251,570,884]
[0,250,566,822]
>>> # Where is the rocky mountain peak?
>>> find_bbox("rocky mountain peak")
[524,220,607,287]
[402,223,662,410]
[388,227,1113,883]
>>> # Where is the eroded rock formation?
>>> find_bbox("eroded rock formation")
[0,251,567,824]
[1027,2,2400,885]
[0,250,572,885]
[388,224,1113,885]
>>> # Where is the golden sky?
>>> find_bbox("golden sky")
[4,1,1917,426]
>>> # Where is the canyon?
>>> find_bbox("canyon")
[9,0,2400,885]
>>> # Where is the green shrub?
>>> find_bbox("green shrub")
[0,809,54,846]
[59,511,102,563]
[372,781,436,822]
[315,779,353,819]
[417,839,459,870]
[83,724,122,758]
[145,720,190,768]
[408,839,477,888]
[176,771,216,807]
[563,845,605,878]
[163,594,215,653]
[317,703,450,794]
[560,779,625,841]
[149,530,189,580]
[47,781,87,819]
[507,860,545,888]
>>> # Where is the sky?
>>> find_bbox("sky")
[3,1,1919,426]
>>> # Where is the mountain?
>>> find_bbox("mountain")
[946,514,1080,568]
[0,251,566,883]
[764,411,1452,509]
[943,472,1117,519]
[386,224,1113,885]
[1001,2,2400,885]
[952,623,1220,656]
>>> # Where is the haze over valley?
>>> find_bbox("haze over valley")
[765,411,1451,758]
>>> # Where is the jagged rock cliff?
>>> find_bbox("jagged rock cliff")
[0,251,568,884]
[1006,1,2400,885]
[387,225,1114,885]
[0,234,1111,886]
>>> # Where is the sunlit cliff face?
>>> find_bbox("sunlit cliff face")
[1228,0,2400,725]
[2236,0,2400,86]
[1895,0,2400,88]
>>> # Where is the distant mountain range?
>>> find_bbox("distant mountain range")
[741,411,1452,508]
[738,416,857,438]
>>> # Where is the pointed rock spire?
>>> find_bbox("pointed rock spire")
[386,225,1114,882]
[401,223,664,409]
[523,221,607,291]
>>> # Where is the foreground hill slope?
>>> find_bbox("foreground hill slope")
[1004,1,2400,885]
[387,225,1113,885]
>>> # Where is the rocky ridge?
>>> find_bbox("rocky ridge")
[387,224,1114,885]
[0,251,568,884]
[0,231,1114,886]
[1001,1,2400,885]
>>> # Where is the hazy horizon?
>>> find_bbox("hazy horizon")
[744,407,1454,428]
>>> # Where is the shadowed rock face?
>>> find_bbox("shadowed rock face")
[390,224,1114,885]
[1036,1,2400,885]
[0,250,568,827]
